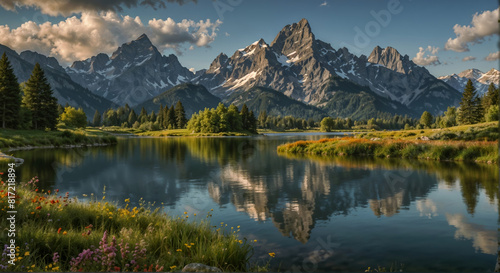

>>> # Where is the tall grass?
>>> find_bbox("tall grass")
[0,177,259,272]
[277,137,498,163]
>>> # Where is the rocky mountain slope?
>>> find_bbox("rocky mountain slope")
[0,44,115,117]
[135,83,221,117]
[226,86,327,120]
[66,34,194,106]
[439,68,499,95]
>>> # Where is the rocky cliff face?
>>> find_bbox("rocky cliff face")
[66,34,194,106]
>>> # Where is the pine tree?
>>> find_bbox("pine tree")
[240,104,250,130]
[258,110,267,128]
[93,109,101,127]
[0,53,21,128]
[458,80,482,125]
[157,104,164,128]
[166,105,176,129]
[175,101,187,129]
[23,63,58,130]
[138,107,148,124]
[128,110,137,125]
[162,104,169,129]
[482,83,499,112]
[248,110,257,133]
[149,110,156,123]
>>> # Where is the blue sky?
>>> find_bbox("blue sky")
[0,0,497,77]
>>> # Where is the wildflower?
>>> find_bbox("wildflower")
[36,206,42,210]
[193,213,196,216]
[124,198,130,203]
[31,212,34,214]
[190,243,194,246]
[176,249,182,252]
[237,226,240,229]
[269,252,276,258]
[170,266,177,270]
[184,212,187,214]
[253,240,257,243]
[63,231,68,235]
[211,209,213,211]
[238,240,243,244]
[24,251,29,256]
[57,228,62,234]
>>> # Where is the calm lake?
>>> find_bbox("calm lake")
[4,133,499,272]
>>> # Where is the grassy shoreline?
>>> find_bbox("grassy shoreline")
[278,137,498,163]
[278,122,499,163]
[0,176,265,272]
[0,129,117,154]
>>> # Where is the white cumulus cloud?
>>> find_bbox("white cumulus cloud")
[0,0,197,16]
[0,11,221,64]
[485,51,500,61]
[412,46,440,66]
[444,8,499,52]
[462,56,476,62]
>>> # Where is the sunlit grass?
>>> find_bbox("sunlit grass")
[278,137,498,163]
[0,176,265,272]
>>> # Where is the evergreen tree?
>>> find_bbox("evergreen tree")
[138,107,148,124]
[128,110,137,125]
[240,104,250,130]
[175,101,187,129]
[258,110,268,128]
[22,63,58,130]
[149,110,156,123]
[93,110,101,127]
[162,104,169,129]
[248,110,257,133]
[482,83,499,111]
[57,104,65,116]
[0,53,21,128]
[157,104,164,129]
[458,80,482,125]
[166,105,176,129]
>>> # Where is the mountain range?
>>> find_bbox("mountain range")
[438,68,499,95]
[1,18,494,121]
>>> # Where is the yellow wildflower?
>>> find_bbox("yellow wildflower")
[269,252,275,258]
[24,252,30,256]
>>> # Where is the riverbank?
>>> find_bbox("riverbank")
[100,127,257,137]
[0,176,264,272]
[0,128,117,154]
[277,137,498,163]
